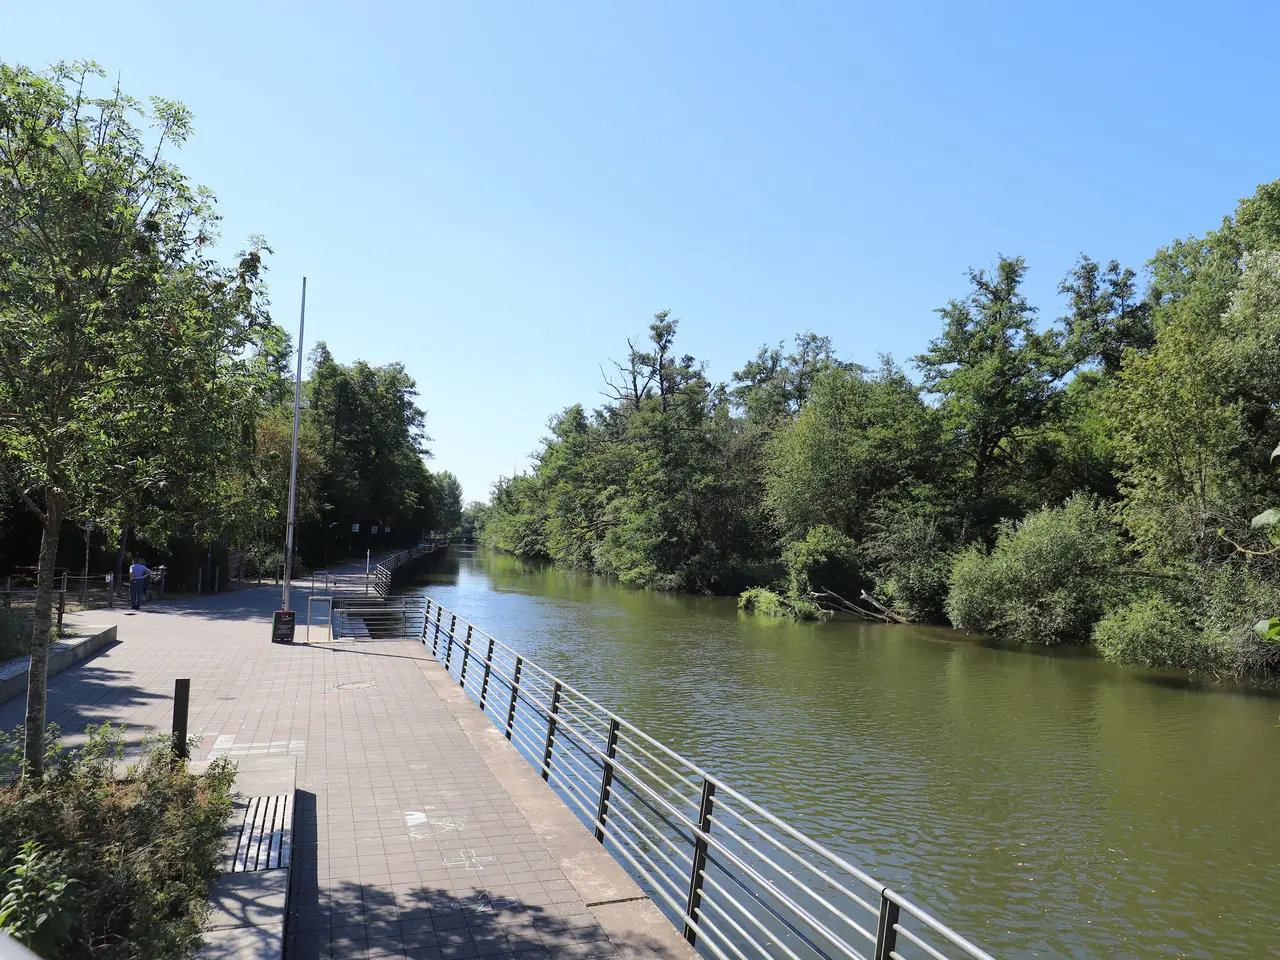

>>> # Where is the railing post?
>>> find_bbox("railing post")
[459,624,473,688]
[683,778,716,945]
[505,656,523,740]
[874,891,901,960]
[541,681,562,781]
[432,605,443,655]
[444,618,455,670]
[422,599,432,640]
[594,717,621,842]
[478,637,496,710]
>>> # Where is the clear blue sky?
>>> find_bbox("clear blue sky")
[10,1,1280,502]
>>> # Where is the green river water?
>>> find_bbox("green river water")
[405,545,1279,959]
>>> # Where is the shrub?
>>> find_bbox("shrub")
[1092,596,1226,671]
[782,525,861,598]
[862,508,957,622]
[947,494,1126,645]
[1093,568,1280,677]
[0,724,236,960]
[738,587,824,621]
[0,610,30,664]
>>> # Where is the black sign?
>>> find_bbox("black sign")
[271,610,296,644]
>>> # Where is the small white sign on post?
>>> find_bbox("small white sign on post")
[351,523,360,532]
[372,525,380,535]
[384,526,391,533]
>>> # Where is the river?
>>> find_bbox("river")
[403,545,1279,959]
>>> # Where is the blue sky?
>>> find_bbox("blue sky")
[9,1,1280,502]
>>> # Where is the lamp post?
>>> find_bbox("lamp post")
[272,277,306,644]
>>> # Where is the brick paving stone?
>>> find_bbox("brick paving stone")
[0,570,636,960]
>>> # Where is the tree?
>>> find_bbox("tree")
[1060,255,1153,373]
[914,256,1067,540]
[0,62,273,779]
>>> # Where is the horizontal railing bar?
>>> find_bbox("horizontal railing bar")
[684,893,758,960]
[706,849,868,960]
[887,893,995,960]
[699,876,813,960]
[892,923,953,960]
[706,806,881,922]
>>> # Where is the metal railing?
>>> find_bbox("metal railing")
[333,596,995,960]
[372,540,448,598]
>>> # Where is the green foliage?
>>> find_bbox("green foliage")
[738,587,824,621]
[1092,596,1222,671]
[781,525,860,598]
[0,842,77,954]
[860,506,958,622]
[947,495,1125,645]
[764,362,941,543]
[0,724,236,960]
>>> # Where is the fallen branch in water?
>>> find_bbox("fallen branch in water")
[808,587,907,623]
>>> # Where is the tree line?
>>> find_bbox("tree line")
[0,61,459,778]
[478,180,1280,680]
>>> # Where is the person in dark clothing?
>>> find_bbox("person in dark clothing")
[129,558,151,610]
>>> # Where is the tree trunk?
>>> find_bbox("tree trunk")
[23,494,63,783]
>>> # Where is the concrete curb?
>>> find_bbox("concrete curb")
[198,755,297,960]
[0,625,118,705]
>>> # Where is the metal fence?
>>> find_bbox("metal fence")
[332,595,995,960]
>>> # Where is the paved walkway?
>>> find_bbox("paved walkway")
[0,575,689,960]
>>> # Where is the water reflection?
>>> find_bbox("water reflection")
[404,546,1280,959]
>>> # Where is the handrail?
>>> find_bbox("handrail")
[371,540,448,598]
[334,594,997,960]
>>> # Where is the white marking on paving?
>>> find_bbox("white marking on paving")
[451,892,520,913]
[209,738,305,758]
[443,848,494,871]
[403,810,435,827]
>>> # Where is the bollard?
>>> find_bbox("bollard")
[172,678,190,763]
[213,567,219,594]
[197,568,202,595]
[57,590,64,631]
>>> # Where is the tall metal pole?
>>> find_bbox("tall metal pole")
[281,277,306,611]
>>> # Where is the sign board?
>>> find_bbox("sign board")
[351,523,360,532]
[371,525,380,535]
[384,526,391,533]
[271,610,296,644]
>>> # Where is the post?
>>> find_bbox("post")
[365,549,370,596]
[197,567,202,596]
[213,566,219,594]
[541,681,562,781]
[281,276,306,613]
[159,568,166,600]
[874,892,901,960]
[444,618,455,670]
[683,778,717,945]
[505,656,523,739]
[172,678,191,763]
[56,588,64,632]
[594,717,621,842]
[432,605,443,655]
[82,521,92,603]
[478,637,496,710]
[458,624,472,688]
[421,599,432,639]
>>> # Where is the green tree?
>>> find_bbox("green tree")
[915,256,1067,540]
[0,62,274,779]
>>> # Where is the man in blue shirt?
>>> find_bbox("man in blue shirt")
[129,559,151,610]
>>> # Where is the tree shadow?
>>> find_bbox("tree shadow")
[285,791,684,960]
[0,663,163,751]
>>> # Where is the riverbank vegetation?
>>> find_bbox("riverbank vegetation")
[478,180,1280,679]
[0,60,460,776]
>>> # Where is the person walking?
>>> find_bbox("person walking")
[129,558,151,610]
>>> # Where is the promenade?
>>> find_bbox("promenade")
[0,574,691,960]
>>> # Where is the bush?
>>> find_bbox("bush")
[1093,568,1280,677]
[782,525,861,598]
[1092,596,1226,671]
[0,610,30,664]
[862,508,957,622]
[0,724,236,959]
[947,494,1126,645]
[738,587,824,621]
